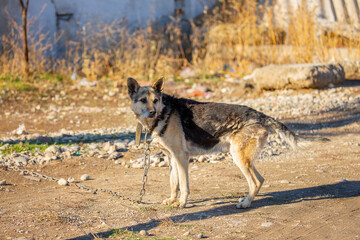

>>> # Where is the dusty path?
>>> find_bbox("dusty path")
[0,84,360,239]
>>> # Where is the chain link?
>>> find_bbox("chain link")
[138,131,152,203]
[0,130,153,206]
[0,163,139,205]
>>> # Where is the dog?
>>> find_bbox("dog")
[127,77,329,208]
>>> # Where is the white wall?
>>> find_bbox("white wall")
[0,0,217,56]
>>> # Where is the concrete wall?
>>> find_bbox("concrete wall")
[0,0,56,55]
[0,0,216,56]
[272,0,360,24]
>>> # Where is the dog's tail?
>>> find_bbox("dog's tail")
[264,117,330,149]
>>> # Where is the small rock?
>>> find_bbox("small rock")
[12,124,29,135]
[261,222,273,227]
[45,145,62,154]
[139,230,148,236]
[114,160,121,165]
[198,155,207,162]
[197,233,204,238]
[23,176,41,182]
[102,142,113,152]
[64,150,72,158]
[13,156,28,166]
[183,231,191,236]
[58,178,69,186]
[108,152,123,160]
[0,180,6,185]
[280,180,290,184]
[316,169,326,173]
[158,161,168,167]
[80,174,90,181]
[68,145,80,153]
[132,163,143,169]
[44,152,57,161]
[68,177,75,183]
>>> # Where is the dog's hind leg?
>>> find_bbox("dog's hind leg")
[230,125,268,208]
[163,153,180,205]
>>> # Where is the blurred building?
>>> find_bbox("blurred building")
[0,0,217,56]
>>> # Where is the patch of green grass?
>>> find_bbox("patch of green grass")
[0,142,49,155]
[0,75,38,92]
[221,192,238,199]
[139,206,157,212]
[178,224,194,228]
[108,229,175,240]
[33,73,69,83]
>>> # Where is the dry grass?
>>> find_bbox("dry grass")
[1,0,360,85]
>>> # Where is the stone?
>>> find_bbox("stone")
[158,161,168,167]
[139,230,148,236]
[44,152,57,161]
[114,160,121,164]
[68,177,75,183]
[198,155,207,162]
[58,178,69,186]
[280,180,290,184]
[12,124,29,135]
[13,156,28,166]
[252,63,345,90]
[0,143,9,151]
[45,145,62,154]
[108,152,123,160]
[0,180,6,185]
[197,233,204,238]
[23,176,41,182]
[183,231,191,236]
[80,174,90,181]
[150,155,161,164]
[261,222,273,227]
[68,146,80,153]
[132,163,143,169]
[102,142,112,152]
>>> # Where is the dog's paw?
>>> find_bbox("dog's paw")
[236,197,251,209]
[162,198,176,205]
[171,201,186,208]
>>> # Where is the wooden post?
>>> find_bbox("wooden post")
[18,0,29,76]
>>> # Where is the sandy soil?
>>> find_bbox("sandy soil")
[0,84,360,240]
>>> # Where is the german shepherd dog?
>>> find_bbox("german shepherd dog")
[127,77,329,208]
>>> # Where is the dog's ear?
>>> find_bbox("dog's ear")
[127,77,140,99]
[152,77,164,94]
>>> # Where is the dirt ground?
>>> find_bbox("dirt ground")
[0,83,360,240]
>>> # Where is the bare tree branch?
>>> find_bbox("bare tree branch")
[18,0,30,76]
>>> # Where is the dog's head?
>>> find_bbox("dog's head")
[127,77,165,121]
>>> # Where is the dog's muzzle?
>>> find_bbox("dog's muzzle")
[148,110,156,118]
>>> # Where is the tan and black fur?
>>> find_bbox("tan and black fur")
[127,77,329,208]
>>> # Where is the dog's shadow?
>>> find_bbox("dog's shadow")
[69,181,360,239]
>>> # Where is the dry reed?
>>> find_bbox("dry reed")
[1,0,360,84]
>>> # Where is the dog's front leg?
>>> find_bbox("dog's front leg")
[172,152,189,208]
[163,154,179,205]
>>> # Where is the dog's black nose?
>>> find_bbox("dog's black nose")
[149,110,156,117]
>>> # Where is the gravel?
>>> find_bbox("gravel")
[1,85,359,169]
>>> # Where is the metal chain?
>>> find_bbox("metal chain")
[138,131,152,203]
[0,131,154,205]
[0,163,139,205]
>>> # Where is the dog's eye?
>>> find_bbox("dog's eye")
[140,98,147,103]
[153,99,158,104]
